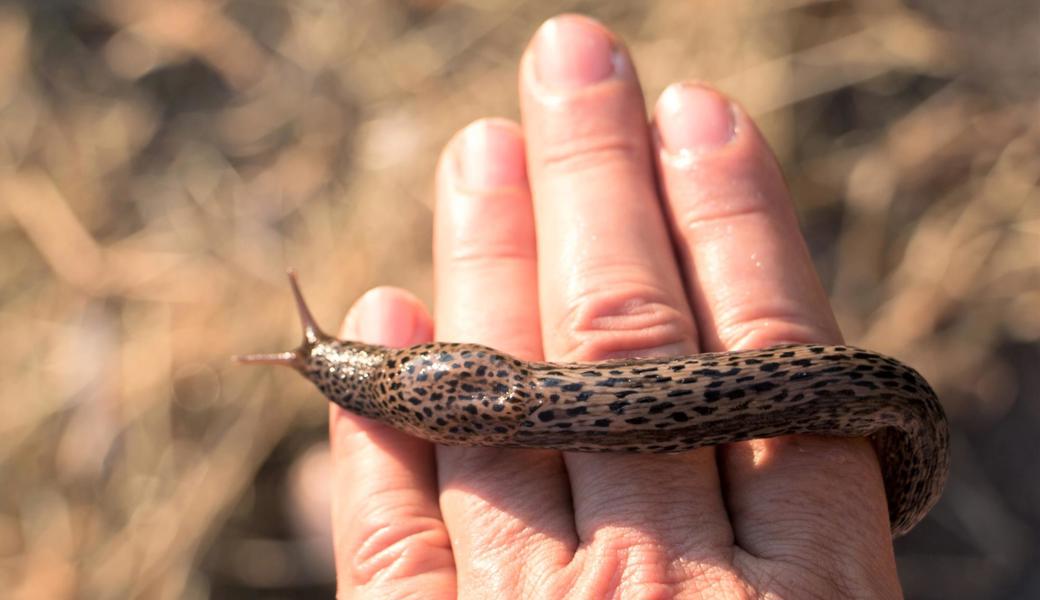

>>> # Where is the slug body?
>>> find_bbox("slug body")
[239,273,950,536]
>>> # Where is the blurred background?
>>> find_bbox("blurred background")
[1,0,1037,598]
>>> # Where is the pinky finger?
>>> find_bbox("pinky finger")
[330,287,456,598]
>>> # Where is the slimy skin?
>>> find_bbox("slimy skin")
[237,273,950,536]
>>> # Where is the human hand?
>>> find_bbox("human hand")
[329,14,902,599]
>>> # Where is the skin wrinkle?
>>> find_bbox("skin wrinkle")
[344,484,450,559]
[721,317,838,353]
[752,554,876,600]
[725,448,887,539]
[678,194,782,233]
[552,280,696,361]
[535,133,649,177]
[665,148,784,221]
[444,214,536,264]
[458,547,523,600]
[460,528,558,599]
[575,540,676,600]
[350,517,453,585]
[445,221,538,263]
[561,501,745,598]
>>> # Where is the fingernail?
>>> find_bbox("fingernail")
[457,119,527,189]
[351,289,417,347]
[656,83,735,155]
[534,15,618,89]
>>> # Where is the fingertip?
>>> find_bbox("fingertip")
[340,286,434,347]
[654,82,737,160]
[440,117,527,193]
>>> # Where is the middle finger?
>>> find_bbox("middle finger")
[520,15,734,568]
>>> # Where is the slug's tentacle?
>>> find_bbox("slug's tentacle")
[233,270,330,367]
[287,268,329,344]
[233,351,301,367]
[238,273,950,537]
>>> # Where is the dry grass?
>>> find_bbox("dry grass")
[1,0,1036,598]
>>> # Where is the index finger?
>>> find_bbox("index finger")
[329,288,456,598]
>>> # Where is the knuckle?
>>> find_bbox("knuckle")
[536,133,642,176]
[678,192,765,234]
[673,154,787,233]
[718,310,837,351]
[440,193,536,271]
[447,240,535,271]
[554,283,695,361]
[575,533,748,600]
[345,503,452,587]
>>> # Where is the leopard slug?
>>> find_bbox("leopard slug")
[237,272,949,536]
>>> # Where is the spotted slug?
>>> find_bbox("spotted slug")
[237,272,950,536]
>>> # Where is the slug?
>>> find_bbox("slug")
[237,272,949,536]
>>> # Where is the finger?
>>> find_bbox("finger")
[653,82,897,583]
[330,287,455,599]
[433,118,575,596]
[520,13,734,566]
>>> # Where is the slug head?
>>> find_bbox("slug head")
[233,270,331,370]
[234,271,386,419]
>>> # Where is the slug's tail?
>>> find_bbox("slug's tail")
[233,269,329,369]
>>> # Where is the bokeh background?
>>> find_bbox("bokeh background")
[1,0,1037,598]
